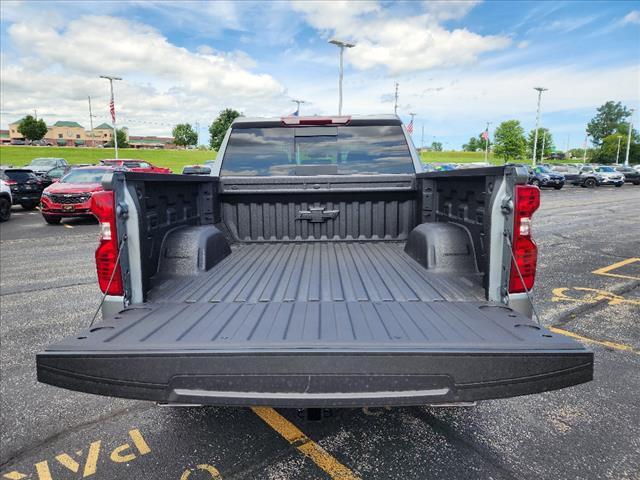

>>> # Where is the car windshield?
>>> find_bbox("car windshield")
[596,166,615,172]
[535,166,552,173]
[3,170,37,181]
[60,168,109,183]
[29,158,58,166]
[221,125,414,176]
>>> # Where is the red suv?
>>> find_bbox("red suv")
[40,166,115,224]
[99,159,172,174]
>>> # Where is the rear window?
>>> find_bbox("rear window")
[221,125,414,176]
[3,170,37,181]
[29,158,59,166]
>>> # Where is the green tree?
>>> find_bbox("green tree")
[172,123,198,147]
[594,132,640,164]
[105,128,129,148]
[462,137,480,152]
[431,141,443,152]
[586,101,631,146]
[17,115,48,142]
[493,120,526,162]
[209,108,241,150]
[526,128,554,160]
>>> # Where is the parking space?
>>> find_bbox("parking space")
[1,187,639,479]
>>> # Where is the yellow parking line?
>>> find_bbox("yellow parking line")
[592,257,640,281]
[63,223,74,229]
[251,407,359,480]
[549,327,638,355]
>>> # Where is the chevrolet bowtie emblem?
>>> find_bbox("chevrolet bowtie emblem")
[296,207,340,223]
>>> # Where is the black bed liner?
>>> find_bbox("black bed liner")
[38,242,593,407]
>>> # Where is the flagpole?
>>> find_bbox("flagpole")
[100,75,122,159]
[484,122,491,163]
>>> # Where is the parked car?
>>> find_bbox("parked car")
[25,158,68,176]
[0,168,43,209]
[40,165,74,188]
[37,115,593,409]
[99,159,172,174]
[570,165,604,188]
[181,164,212,175]
[40,166,115,224]
[0,179,12,222]
[614,165,640,185]
[527,166,565,189]
[594,166,624,187]
[633,164,640,173]
[434,163,457,171]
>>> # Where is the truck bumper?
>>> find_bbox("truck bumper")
[37,348,592,408]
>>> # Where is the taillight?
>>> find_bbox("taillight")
[90,190,123,295]
[4,179,17,185]
[281,116,351,126]
[509,185,540,294]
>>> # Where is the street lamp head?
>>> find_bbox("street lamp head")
[533,86,548,92]
[329,39,355,48]
[100,75,123,81]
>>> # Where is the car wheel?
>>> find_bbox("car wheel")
[633,181,640,186]
[0,197,11,222]
[554,185,563,190]
[43,214,61,224]
[20,201,38,210]
[615,183,623,188]
[584,178,597,188]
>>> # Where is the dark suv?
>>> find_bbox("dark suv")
[615,165,640,185]
[527,165,565,189]
[0,169,44,209]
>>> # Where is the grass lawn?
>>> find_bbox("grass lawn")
[0,146,216,173]
[420,150,498,164]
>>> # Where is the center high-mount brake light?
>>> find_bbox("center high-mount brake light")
[90,190,123,296]
[509,184,540,294]
[281,116,351,126]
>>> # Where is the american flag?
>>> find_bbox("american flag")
[407,118,414,135]
[109,96,116,123]
[481,129,489,141]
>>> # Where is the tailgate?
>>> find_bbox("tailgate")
[37,301,593,408]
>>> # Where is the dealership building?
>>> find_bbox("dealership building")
[6,119,175,149]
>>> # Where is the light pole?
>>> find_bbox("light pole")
[100,75,122,159]
[532,86,548,166]
[615,135,622,165]
[582,132,588,163]
[329,39,355,115]
[394,81,399,115]
[291,99,306,116]
[624,108,635,167]
[484,122,492,163]
[540,130,546,163]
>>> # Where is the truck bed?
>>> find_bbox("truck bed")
[38,241,592,407]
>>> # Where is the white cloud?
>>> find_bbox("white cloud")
[2,14,289,135]
[622,10,640,25]
[518,40,530,49]
[292,1,510,74]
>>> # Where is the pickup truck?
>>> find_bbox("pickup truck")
[37,115,593,408]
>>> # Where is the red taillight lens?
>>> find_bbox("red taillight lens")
[4,179,17,185]
[509,185,540,294]
[90,190,123,295]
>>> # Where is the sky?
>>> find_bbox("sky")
[1,0,639,150]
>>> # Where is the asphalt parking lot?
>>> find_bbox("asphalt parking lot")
[1,186,639,480]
